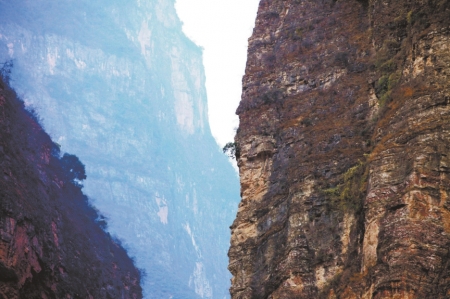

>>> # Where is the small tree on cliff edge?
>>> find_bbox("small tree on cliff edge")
[222,142,237,159]
[60,153,87,186]
[0,60,13,82]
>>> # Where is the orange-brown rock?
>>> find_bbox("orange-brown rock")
[229,0,450,298]
[0,77,142,298]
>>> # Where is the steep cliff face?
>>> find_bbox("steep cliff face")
[229,0,450,298]
[0,77,142,298]
[0,1,239,298]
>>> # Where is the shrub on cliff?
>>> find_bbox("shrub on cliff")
[60,153,87,185]
[223,142,238,159]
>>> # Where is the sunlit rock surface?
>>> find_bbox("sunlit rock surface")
[0,1,239,298]
[230,0,450,298]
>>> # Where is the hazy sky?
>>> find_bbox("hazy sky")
[175,0,260,147]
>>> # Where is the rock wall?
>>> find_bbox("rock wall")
[229,0,450,298]
[0,77,142,299]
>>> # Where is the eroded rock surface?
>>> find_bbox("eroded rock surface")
[229,0,450,298]
[0,77,142,299]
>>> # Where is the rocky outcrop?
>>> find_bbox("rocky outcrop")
[229,0,450,298]
[0,77,142,298]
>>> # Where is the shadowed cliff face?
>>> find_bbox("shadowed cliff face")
[229,0,450,298]
[0,77,142,299]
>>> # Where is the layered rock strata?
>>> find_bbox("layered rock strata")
[229,0,450,298]
[0,77,142,299]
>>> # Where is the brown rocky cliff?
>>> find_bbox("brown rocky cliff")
[229,0,450,298]
[0,77,142,299]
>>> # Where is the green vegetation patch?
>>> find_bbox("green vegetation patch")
[322,160,368,213]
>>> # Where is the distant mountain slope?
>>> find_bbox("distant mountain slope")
[0,0,240,298]
[0,76,142,299]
